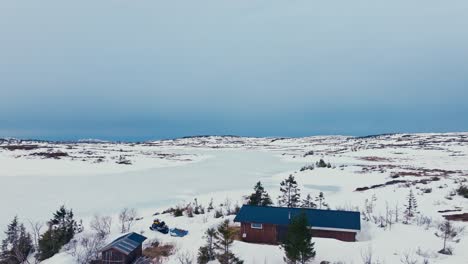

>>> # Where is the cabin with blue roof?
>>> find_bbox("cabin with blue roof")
[234,205,361,244]
[99,232,148,264]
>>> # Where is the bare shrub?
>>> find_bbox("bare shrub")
[186,204,194,218]
[67,233,106,264]
[361,246,382,264]
[27,219,44,262]
[119,208,137,233]
[176,250,194,264]
[90,215,112,239]
[224,198,233,215]
[400,251,417,264]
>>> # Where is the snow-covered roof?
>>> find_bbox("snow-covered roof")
[234,205,361,231]
[100,232,147,255]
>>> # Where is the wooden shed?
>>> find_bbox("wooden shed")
[99,232,147,264]
[234,205,361,244]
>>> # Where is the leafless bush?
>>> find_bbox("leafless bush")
[67,233,106,264]
[27,219,44,262]
[415,215,433,230]
[176,250,194,264]
[223,198,233,215]
[361,246,382,264]
[90,215,112,239]
[415,247,437,260]
[186,204,194,218]
[400,251,417,264]
[119,208,137,233]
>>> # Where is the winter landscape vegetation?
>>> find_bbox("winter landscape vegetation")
[1,133,468,263]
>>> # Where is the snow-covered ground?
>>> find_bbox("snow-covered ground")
[1,133,468,263]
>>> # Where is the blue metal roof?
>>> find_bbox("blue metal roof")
[100,232,147,255]
[234,205,361,231]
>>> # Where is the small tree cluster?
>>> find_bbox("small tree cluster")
[193,198,205,215]
[316,159,331,168]
[456,184,468,198]
[214,220,243,264]
[197,220,243,264]
[247,181,273,206]
[213,208,223,219]
[301,194,317,209]
[197,228,216,264]
[277,175,329,209]
[315,192,328,209]
[278,175,301,207]
[299,165,314,172]
[38,206,81,260]
[0,216,33,264]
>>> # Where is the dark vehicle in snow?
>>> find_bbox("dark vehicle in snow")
[149,219,169,234]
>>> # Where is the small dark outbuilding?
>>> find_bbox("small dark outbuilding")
[234,205,361,244]
[100,232,148,264]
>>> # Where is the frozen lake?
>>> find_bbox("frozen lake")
[0,149,300,230]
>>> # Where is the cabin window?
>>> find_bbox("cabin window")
[251,223,263,229]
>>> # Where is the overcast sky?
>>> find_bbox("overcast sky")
[1,0,467,141]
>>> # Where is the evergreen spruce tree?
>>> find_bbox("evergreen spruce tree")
[315,192,327,209]
[197,228,216,264]
[404,189,418,221]
[247,181,273,206]
[214,220,243,264]
[282,212,316,264]
[38,206,79,260]
[0,216,33,264]
[261,190,273,206]
[278,175,301,208]
[316,159,327,168]
[301,194,317,209]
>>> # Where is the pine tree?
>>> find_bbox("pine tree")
[0,216,33,264]
[282,212,316,264]
[278,175,301,208]
[261,191,273,206]
[38,206,79,260]
[197,228,216,264]
[214,220,243,264]
[301,194,317,209]
[207,198,214,212]
[315,192,327,209]
[435,220,462,255]
[247,181,273,206]
[316,159,327,168]
[404,189,418,222]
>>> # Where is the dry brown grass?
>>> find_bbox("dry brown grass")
[230,225,242,241]
[443,213,468,222]
[143,240,175,261]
